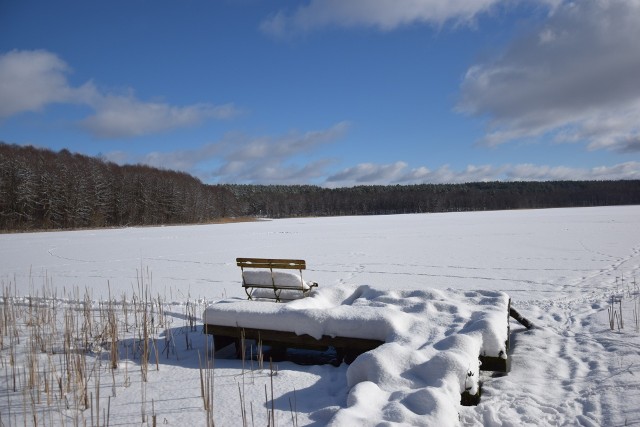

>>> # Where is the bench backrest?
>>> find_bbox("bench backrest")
[236,258,306,270]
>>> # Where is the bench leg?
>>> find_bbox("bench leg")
[267,344,288,361]
[334,347,346,366]
[212,334,236,353]
[461,386,482,406]
[234,337,245,359]
[344,349,362,365]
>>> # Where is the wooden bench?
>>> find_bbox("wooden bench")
[237,257,318,302]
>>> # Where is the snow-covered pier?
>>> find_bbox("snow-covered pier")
[203,284,512,406]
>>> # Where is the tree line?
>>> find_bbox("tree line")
[2,142,639,231]
[226,180,640,218]
[0,143,235,230]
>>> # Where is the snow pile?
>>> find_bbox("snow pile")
[242,269,315,300]
[203,284,510,425]
[242,270,311,289]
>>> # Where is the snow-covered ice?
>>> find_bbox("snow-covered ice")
[1,206,639,425]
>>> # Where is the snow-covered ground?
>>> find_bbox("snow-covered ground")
[1,206,639,426]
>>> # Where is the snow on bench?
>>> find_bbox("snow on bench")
[202,284,512,411]
[237,258,318,302]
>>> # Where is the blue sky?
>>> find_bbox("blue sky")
[1,0,639,186]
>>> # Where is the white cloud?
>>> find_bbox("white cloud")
[81,94,239,139]
[505,162,640,181]
[138,143,223,171]
[325,161,640,186]
[0,49,239,137]
[112,122,350,183]
[210,122,350,183]
[326,161,409,184]
[261,0,508,38]
[225,122,349,163]
[0,49,92,117]
[326,162,504,186]
[457,0,640,153]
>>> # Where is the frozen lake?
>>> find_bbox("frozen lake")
[2,206,638,303]
[1,206,639,426]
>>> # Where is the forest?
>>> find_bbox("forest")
[2,142,639,231]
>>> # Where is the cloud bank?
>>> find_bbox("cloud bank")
[0,49,239,138]
[112,122,639,186]
[325,160,640,187]
[261,0,527,38]
[110,121,350,184]
[457,0,640,153]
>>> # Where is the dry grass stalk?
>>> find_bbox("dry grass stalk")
[0,274,288,427]
[152,398,157,427]
[270,358,276,427]
[238,383,247,427]
[198,351,205,406]
[608,294,623,331]
[141,375,147,423]
[289,387,298,427]
[634,298,639,333]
